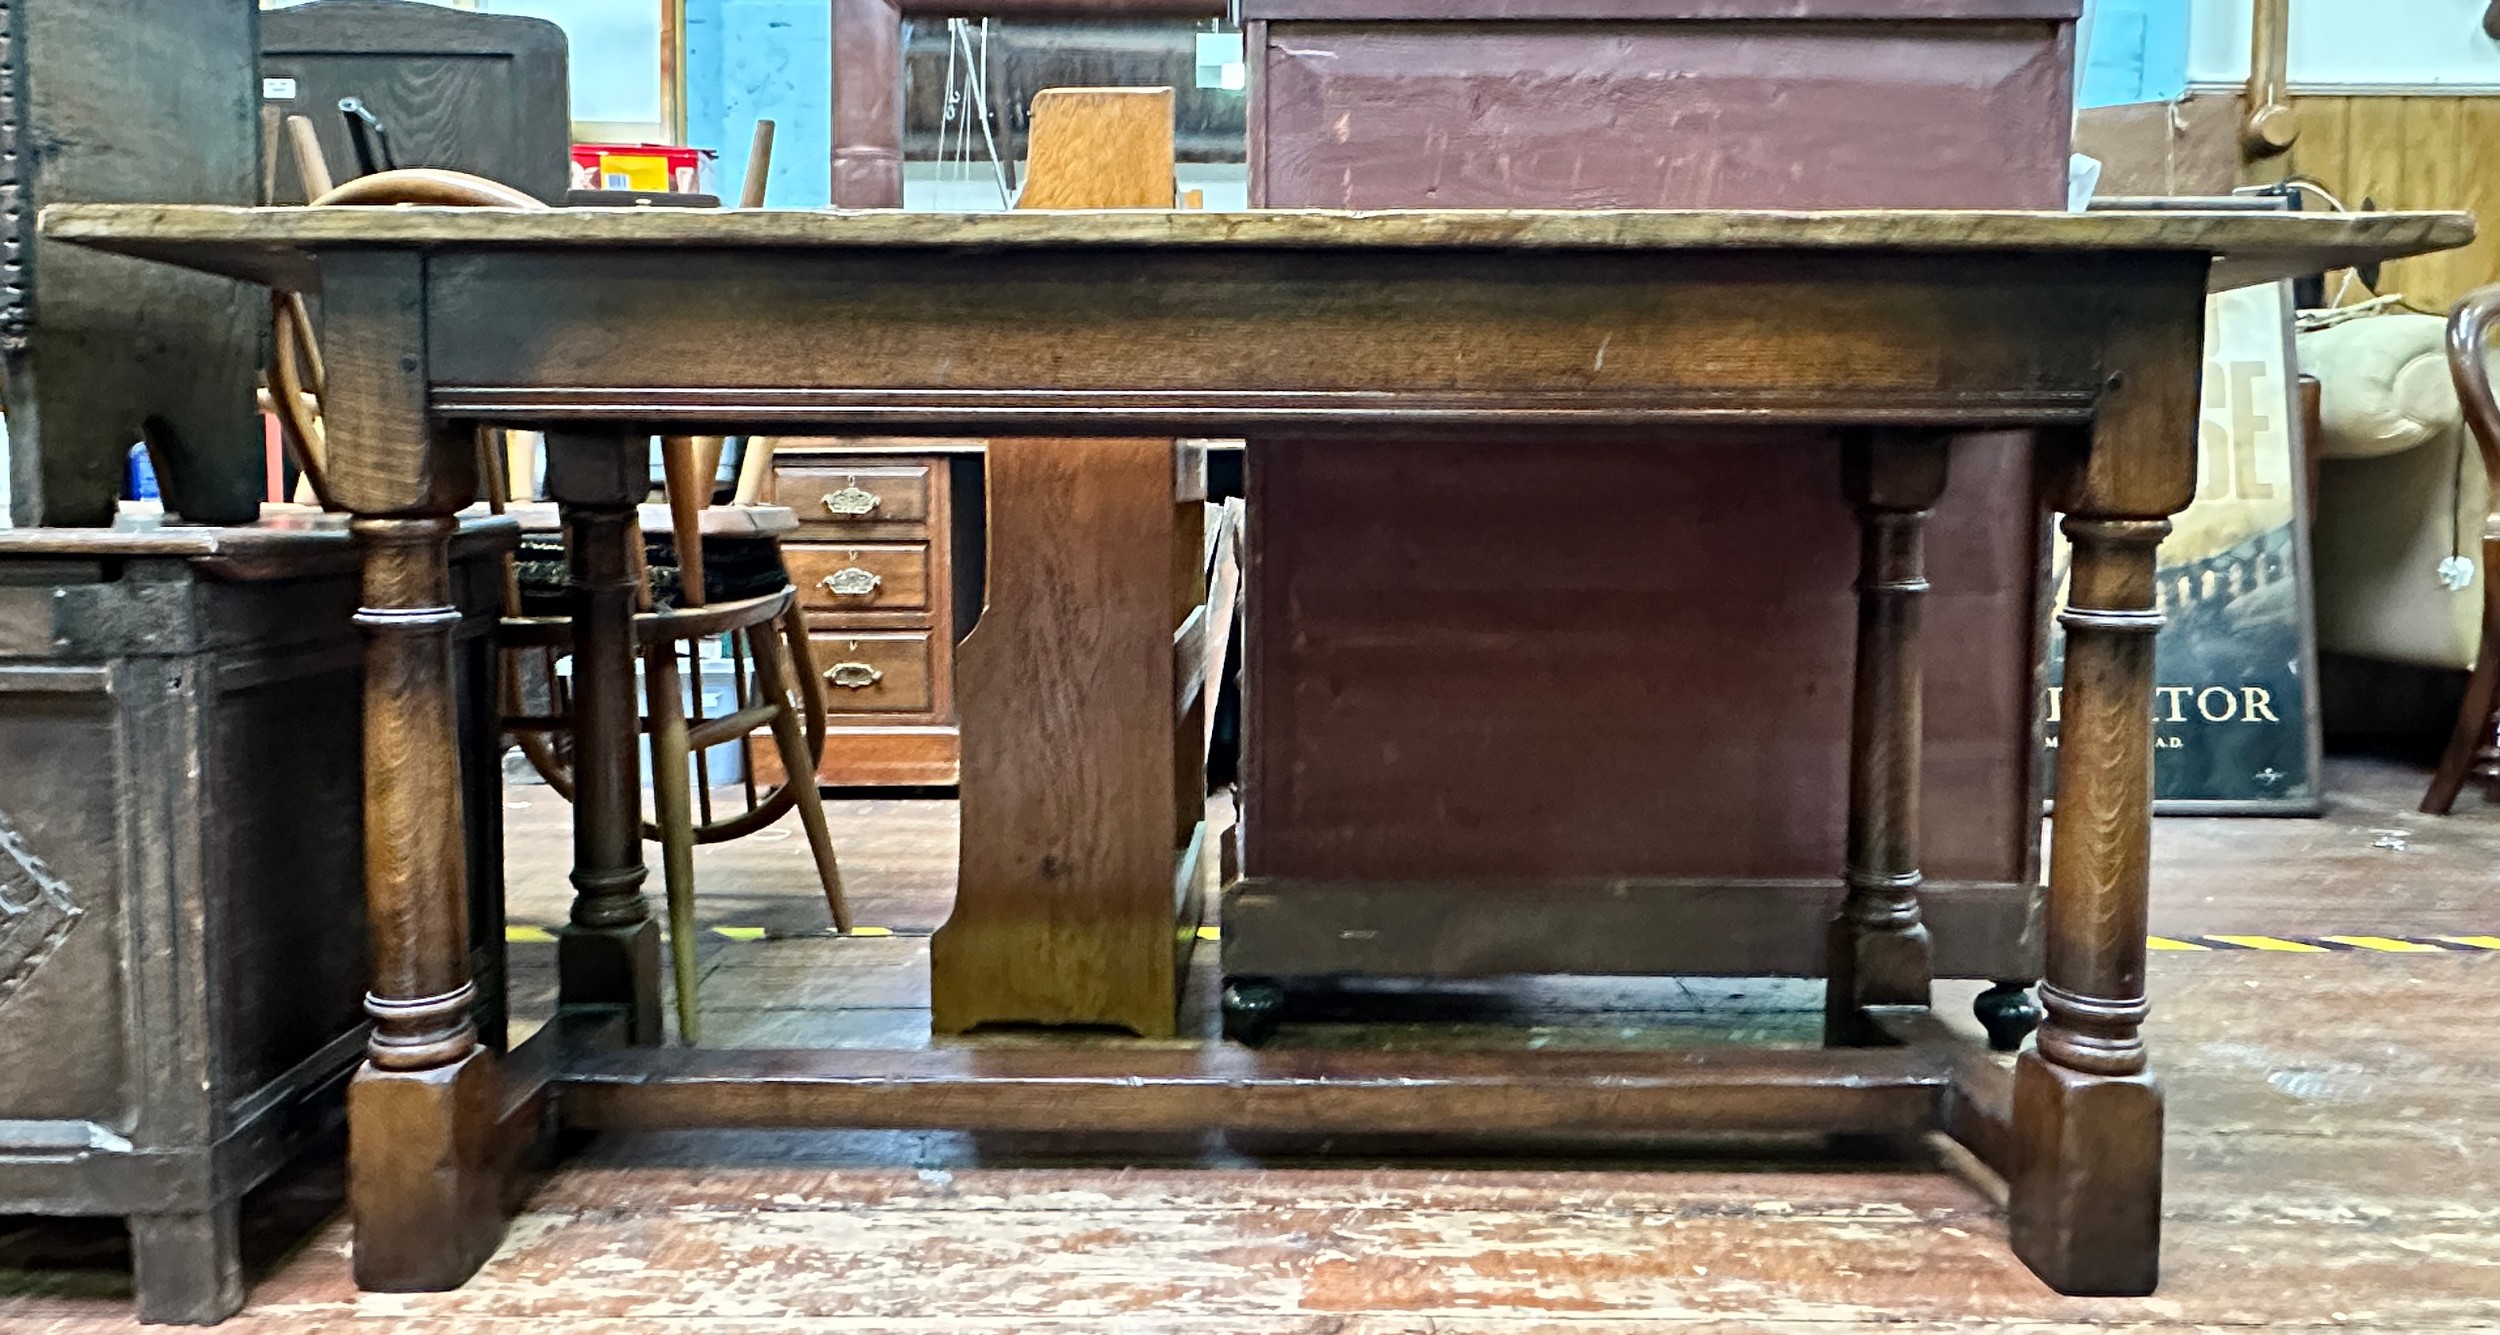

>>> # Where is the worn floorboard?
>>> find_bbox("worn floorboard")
[5,757,2497,1330]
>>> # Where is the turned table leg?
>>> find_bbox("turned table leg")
[545,431,664,1045]
[2012,511,2168,1295]
[2012,296,2200,1296]
[1826,430,1949,1045]
[347,515,506,1291]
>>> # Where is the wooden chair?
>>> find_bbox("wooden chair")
[270,146,846,1041]
[496,451,851,1043]
[2424,284,2500,813]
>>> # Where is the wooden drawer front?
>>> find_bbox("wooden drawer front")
[787,543,931,612]
[809,631,934,715]
[780,464,931,531]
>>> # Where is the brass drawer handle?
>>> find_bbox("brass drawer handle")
[820,483,882,518]
[818,566,882,598]
[826,661,884,690]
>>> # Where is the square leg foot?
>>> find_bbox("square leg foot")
[2009,1051,2163,1296]
[348,1048,507,1292]
[130,1204,244,1324]
[1823,917,1933,1046]
[558,917,662,1046]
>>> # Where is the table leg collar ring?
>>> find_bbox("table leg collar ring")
[365,983,480,1070]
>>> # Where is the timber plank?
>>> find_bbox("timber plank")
[559,1046,1947,1136]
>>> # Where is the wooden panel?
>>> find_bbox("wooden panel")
[2242,93,2500,311]
[2455,98,2500,310]
[786,542,932,613]
[1244,432,2045,886]
[259,0,573,205]
[419,248,2142,429]
[777,463,933,531]
[1255,21,2073,210]
[809,631,935,715]
[932,438,1186,1037]
[1015,87,1175,209]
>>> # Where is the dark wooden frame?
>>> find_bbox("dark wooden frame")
[40,203,2471,1301]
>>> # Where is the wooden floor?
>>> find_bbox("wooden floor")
[7,756,2498,1331]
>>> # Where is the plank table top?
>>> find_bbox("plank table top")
[40,204,2474,295]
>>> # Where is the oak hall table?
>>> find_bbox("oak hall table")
[41,204,2469,1300]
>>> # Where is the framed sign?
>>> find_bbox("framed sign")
[2044,277,2325,813]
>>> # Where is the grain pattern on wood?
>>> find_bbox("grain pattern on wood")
[259,0,572,205]
[2010,295,2204,1297]
[317,250,479,516]
[347,514,505,1292]
[1016,88,1175,209]
[405,250,2169,436]
[39,205,2476,294]
[1826,431,1950,1041]
[127,1207,243,1324]
[558,1045,1948,1135]
[932,438,1190,1036]
[929,84,1198,1030]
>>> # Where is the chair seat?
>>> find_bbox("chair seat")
[513,533,791,615]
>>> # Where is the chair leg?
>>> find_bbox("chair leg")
[645,643,704,1043]
[749,624,851,932]
[2424,637,2500,815]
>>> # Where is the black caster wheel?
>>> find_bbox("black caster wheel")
[1974,979,2043,1052]
[1221,977,1286,1047]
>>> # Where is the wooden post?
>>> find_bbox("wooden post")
[346,516,505,1291]
[545,431,664,1046]
[2010,286,2203,1297]
[311,246,507,1292]
[1826,430,1948,1045]
[830,0,904,207]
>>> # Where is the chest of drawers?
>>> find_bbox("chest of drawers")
[761,440,984,787]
